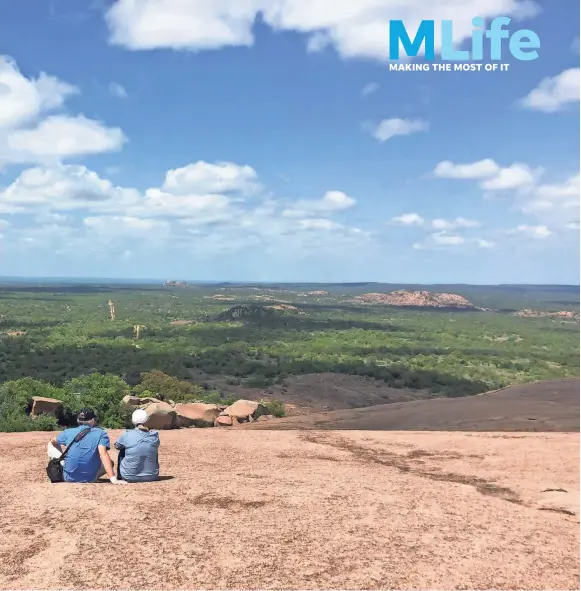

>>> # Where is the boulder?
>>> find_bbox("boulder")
[142,401,177,430]
[214,415,234,427]
[224,400,269,423]
[139,397,163,405]
[31,396,62,418]
[122,395,142,408]
[175,403,221,428]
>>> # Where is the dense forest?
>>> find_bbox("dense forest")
[0,281,578,431]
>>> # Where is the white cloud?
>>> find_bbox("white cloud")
[108,82,128,99]
[476,239,495,248]
[519,173,579,228]
[135,188,231,219]
[389,213,481,231]
[412,231,467,250]
[161,161,260,195]
[520,68,580,113]
[6,115,126,160]
[283,190,356,217]
[434,159,539,191]
[0,56,78,128]
[431,232,464,246]
[297,218,343,231]
[307,32,332,53]
[0,56,127,166]
[480,163,538,191]
[0,163,139,213]
[431,217,480,230]
[535,173,580,201]
[389,213,424,226]
[104,0,539,62]
[434,159,500,180]
[361,82,379,97]
[84,215,171,235]
[0,159,368,260]
[510,224,553,239]
[371,118,428,143]
[565,222,580,230]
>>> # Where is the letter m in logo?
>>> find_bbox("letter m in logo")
[389,20,435,60]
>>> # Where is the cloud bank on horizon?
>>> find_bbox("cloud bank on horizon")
[0,0,578,283]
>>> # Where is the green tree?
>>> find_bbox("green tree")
[60,373,130,428]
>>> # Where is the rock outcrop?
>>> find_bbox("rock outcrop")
[214,415,237,427]
[352,290,475,309]
[122,395,143,408]
[31,397,62,418]
[223,400,269,423]
[175,403,221,428]
[265,304,305,314]
[142,401,177,430]
[140,397,164,405]
[513,309,580,321]
[118,395,275,429]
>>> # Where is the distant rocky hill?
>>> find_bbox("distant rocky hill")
[213,303,301,322]
[513,309,580,321]
[352,290,475,309]
[163,280,188,288]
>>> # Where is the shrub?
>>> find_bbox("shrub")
[133,370,206,402]
[198,390,237,405]
[264,399,286,418]
[0,377,63,414]
[0,387,59,432]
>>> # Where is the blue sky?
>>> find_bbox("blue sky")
[0,0,578,283]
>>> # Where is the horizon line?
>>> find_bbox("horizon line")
[0,276,578,288]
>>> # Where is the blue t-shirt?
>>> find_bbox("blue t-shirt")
[56,425,110,483]
[115,428,160,482]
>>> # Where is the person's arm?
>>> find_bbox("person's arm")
[114,432,126,450]
[98,431,126,484]
[98,445,116,479]
[52,431,68,452]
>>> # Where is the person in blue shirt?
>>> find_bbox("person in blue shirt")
[50,408,125,484]
[114,408,160,482]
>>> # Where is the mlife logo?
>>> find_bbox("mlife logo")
[389,17,541,61]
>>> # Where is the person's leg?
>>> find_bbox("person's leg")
[94,460,114,482]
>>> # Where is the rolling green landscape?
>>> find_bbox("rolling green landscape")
[0,281,578,431]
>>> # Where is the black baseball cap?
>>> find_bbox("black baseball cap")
[77,408,96,421]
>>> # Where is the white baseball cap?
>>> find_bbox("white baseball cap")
[132,408,149,425]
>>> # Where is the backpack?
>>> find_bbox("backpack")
[46,427,92,483]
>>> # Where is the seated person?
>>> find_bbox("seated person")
[50,408,124,484]
[114,409,160,482]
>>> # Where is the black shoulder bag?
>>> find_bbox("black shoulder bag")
[46,427,92,483]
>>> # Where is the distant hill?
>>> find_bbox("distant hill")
[213,303,304,322]
[214,304,279,322]
[244,379,580,432]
